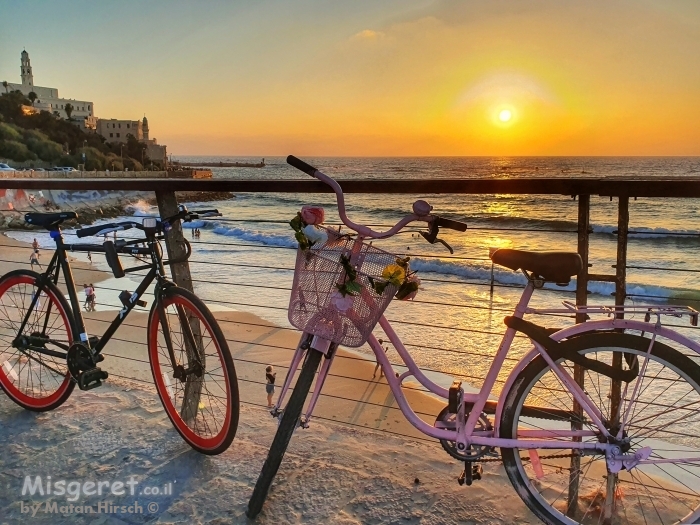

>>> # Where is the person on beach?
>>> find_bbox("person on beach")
[89,283,96,311]
[373,341,389,379]
[265,365,276,408]
[29,250,41,269]
[83,284,96,312]
[32,238,39,252]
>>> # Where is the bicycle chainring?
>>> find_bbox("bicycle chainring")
[435,406,496,461]
[66,343,96,379]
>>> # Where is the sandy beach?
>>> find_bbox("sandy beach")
[0,232,538,523]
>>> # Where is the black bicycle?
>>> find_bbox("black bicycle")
[0,207,239,455]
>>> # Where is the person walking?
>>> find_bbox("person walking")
[265,365,276,408]
[29,250,41,269]
[83,284,93,311]
[32,238,39,252]
[89,283,96,311]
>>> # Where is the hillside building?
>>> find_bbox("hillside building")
[3,51,96,130]
[96,115,167,166]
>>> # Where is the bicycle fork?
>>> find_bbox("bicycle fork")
[271,333,337,428]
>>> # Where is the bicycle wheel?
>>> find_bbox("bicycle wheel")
[500,332,700,525]
[147,287,239,455]
[247,346,323,519]
[0,270,75,411]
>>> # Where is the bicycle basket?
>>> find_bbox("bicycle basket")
[289,228,399,347]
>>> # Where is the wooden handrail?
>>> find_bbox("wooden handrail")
[1,176,700,197]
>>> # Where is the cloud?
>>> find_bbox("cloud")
[350,29,385,41]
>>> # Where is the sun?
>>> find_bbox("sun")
[499,109,512,122]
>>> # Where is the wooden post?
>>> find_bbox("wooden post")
[155,190,203,423]
[603,195,629,523]
[567,194,590,517]
[154,190,194,293]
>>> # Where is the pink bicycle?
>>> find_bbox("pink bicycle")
[247,155,700,525]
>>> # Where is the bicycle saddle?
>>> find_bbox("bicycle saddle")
[490,249,582,284]
[25,212,78,229]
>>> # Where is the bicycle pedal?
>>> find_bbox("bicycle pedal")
[77,368,109,391]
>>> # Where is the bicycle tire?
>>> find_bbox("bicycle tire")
[0,269,76,411]
[247,346,323,519]
[147,286,239,455]
[500,332,700,525]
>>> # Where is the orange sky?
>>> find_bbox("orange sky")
[2,1,700,156]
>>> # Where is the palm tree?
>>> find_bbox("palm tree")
[28,91,37,106]
[65,103,74,120]
[2,81,8,94]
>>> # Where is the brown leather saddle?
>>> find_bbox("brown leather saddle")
[490,249,582,284]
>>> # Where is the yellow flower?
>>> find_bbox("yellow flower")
[381,264,405,286]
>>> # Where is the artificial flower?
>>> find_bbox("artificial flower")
[301,206,325,225]
[331,291,354,312]
[303,224,328,245]
[381,264,406,286]
[396,275,421,300]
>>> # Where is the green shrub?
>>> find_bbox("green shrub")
[0,140,38,162]
[26,136,63,161]
[57,154,77,168]
[0,122,22,141]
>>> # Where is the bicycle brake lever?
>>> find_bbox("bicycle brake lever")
[436,237,454,254]
[419,231,455,254]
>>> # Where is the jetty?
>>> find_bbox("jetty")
[173,158,266,169]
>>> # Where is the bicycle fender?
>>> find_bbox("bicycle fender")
[504,317,639,383]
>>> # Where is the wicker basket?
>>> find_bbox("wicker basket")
[288,229,398,347]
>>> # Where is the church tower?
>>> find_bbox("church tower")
[142,115,149,141]
[20,50,33,86]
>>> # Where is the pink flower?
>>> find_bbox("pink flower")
[301,206,325,225]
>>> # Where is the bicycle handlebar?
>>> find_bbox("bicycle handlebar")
[287,155,467,240]
[287,155,429,239]
[76,221,140,238]
[76,209,221,239]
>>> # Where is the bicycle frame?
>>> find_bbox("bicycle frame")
[275,277,700,459]
[15,227,195,376]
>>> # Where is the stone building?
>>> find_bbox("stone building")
[96,119,143,142]
[3,51,96,129]
[96,115,167,167]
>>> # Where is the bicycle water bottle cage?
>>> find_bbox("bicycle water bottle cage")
[103,241,125,278]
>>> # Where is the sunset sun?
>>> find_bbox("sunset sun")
[499,109,512,122]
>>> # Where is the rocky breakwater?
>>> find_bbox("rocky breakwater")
[0,169,234,230]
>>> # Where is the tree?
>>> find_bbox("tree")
[2,81,8,94]
[27,91,37,106]
[64,103,74,120]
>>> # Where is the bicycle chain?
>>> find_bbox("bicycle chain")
[477,452,577,463]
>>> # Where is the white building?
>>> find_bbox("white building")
[3,50,96,129]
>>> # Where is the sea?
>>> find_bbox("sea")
[9,156,700,389]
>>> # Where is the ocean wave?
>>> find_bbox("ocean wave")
[410,257,677,299]
[125,200,158,217]
[191,222,684,300]
[210,225,296,248]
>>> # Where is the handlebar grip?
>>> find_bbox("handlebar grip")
[287,155,318,177]
[76,223,119,238]
[436,217,468,232]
